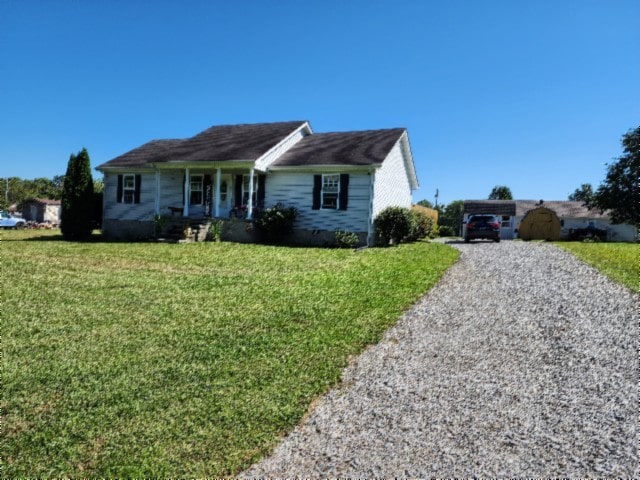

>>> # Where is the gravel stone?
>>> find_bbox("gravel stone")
[243,241,638,478]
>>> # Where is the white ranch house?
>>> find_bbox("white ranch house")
[96,121,418,245]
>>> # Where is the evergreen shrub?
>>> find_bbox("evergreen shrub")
[374,206,411,246]
[406,209,434,241]
[255,203,298,244]
[335,229,360,249]
[61,148,95,241]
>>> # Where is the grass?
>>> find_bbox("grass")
[556,241,639,293]
[2,229,459,477]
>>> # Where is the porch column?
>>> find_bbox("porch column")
[214,168,221,217]
[247,168,254,219]
[183,168,190,217]
[154,171,160,215]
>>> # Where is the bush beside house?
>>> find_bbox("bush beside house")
[374,206,433,246]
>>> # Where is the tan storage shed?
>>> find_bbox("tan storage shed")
[518,207,561,241]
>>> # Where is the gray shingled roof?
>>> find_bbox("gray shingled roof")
[464,200,609,218]
[97,121,307,169]
[515,200,609,218]
[464,200,516,216]
[269,128,406,167]
[26,198,62,206]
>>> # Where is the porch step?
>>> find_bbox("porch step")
[161,218,211,242]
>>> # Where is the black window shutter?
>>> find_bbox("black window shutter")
[182,174,186,204]
[312,175,321,210]
[235,175,243,207]
[134,174,141,204]
[339,174,349,210]
[116,174,123,203]
[257,175,266,208]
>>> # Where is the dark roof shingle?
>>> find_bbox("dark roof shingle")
[463,200,516,216]
[97,121,307,169]
[515,200,609,218]
[269,128,406,167]
[464,200,609,218]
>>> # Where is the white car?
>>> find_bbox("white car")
[0,211,26,229]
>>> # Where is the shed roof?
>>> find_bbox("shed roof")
[24,198,62,206]
[97,121,308,169]
[269,128,406,167]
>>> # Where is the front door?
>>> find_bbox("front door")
[216,174,232,217]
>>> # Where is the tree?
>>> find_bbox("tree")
[568,183,594,203]
[416,199,434,209]
[0,175,65,210]
[92,178,104,229]
[488,185,513,200]
[0,177,26,210]
[438,200,464,236]
[61,148,95,240]
[590,126,640,226]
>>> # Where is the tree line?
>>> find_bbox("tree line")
[0,176,65,210]
[1,175,103,211]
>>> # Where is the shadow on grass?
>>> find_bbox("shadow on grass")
[3,231,117,243]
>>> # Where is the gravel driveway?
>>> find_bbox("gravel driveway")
[243,241,638,478]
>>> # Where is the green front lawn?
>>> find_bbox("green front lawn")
[3,230,458,477]
[556,241,639,293]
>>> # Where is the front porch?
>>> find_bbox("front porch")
[154,166,265,221]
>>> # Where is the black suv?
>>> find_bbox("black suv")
[464,215,501,243]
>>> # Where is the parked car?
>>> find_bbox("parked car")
[464,214,500,242]
[0,211,26,229]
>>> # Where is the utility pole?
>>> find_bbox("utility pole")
[434,188,439,209]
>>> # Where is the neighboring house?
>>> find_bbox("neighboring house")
[21,198,61,224]
[463,200,516,240]
[96,121,418,245]
[463,200,637,242]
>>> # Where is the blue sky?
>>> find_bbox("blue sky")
[2,0,638,205]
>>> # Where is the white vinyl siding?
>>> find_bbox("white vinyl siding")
[372,140,413,217]
[103,172,156,221]
[266,172,371,232]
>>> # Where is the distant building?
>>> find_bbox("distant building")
[22,198,61,224]
[463,200,637,242]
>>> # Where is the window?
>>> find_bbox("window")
[122,174,135,204]
[190,175,203,205]
[312,174,348,210]
[321,174,340,209]
[220,180,228,202]
[501,215,510,227]
[117,174,141,204]
[242,174,258,206]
